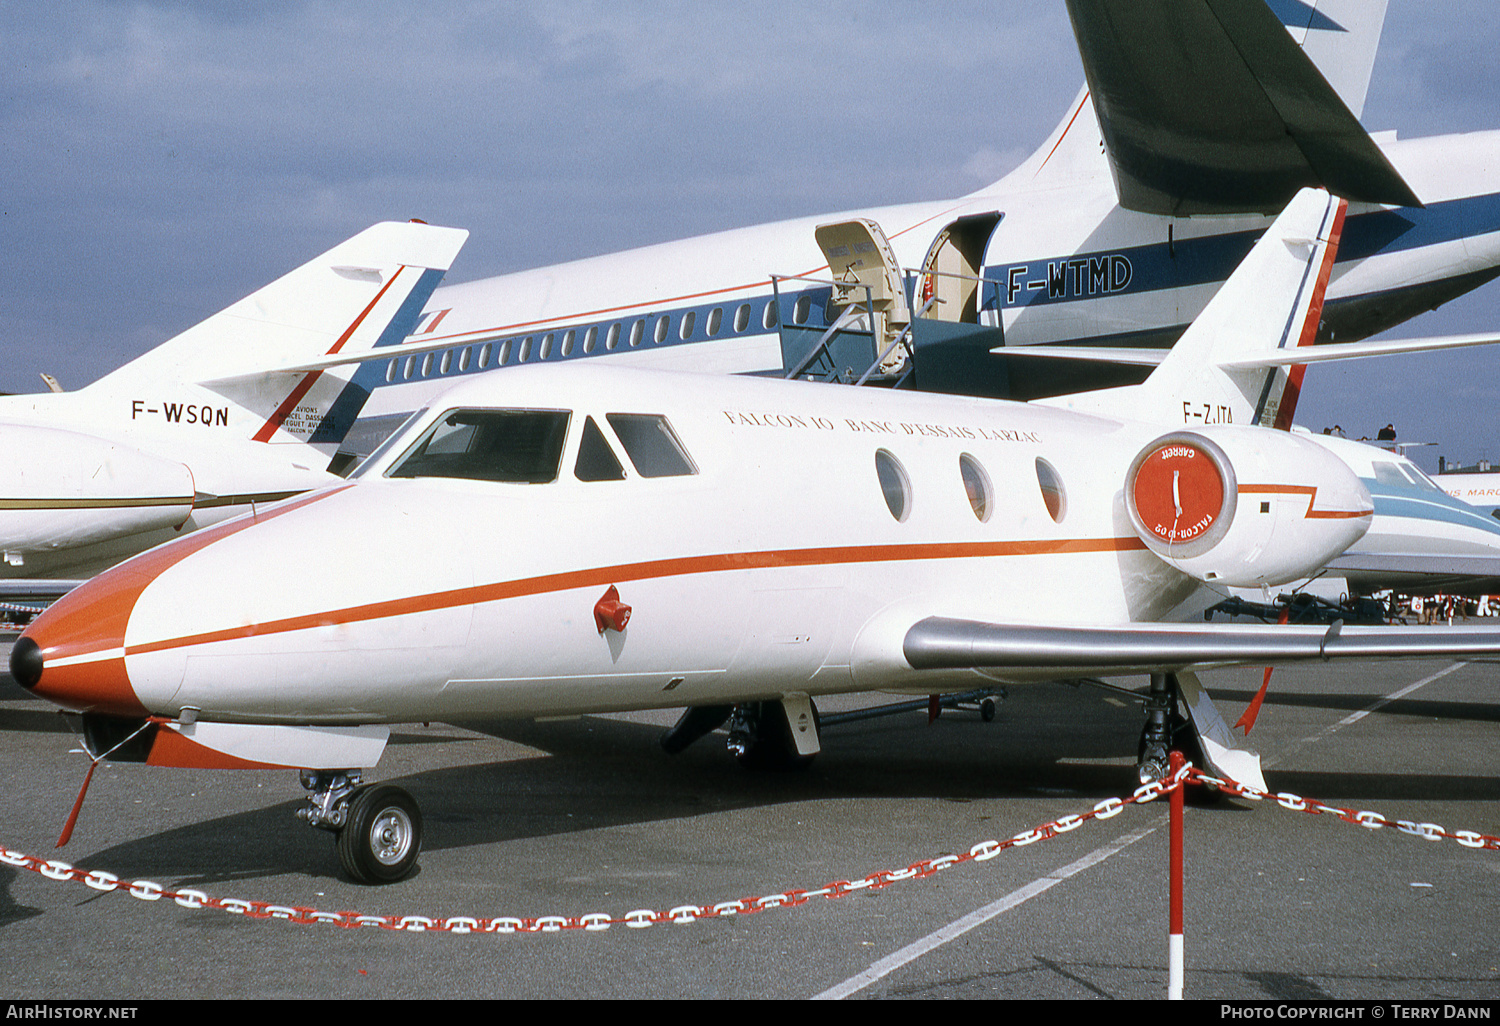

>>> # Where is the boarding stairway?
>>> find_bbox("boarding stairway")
[774,216,1013,397]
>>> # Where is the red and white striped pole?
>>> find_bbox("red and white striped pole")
[1168,749,1186,1000]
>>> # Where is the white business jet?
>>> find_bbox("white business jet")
[0,221,467,591]
[16,188,1500,884]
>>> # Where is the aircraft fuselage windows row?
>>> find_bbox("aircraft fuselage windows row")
[382,296,786,384]
[873,450,1067,525]
[384,408,698,486]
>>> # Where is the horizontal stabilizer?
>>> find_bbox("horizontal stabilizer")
[1064,0,1420,214]
[904,617,1500,676]
[995,346,1168,366]
[1004,332,1500,373]
[249,331,483,377]
[1218,332,1500,369]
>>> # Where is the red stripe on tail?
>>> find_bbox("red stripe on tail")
[252,265,408,443]
[1273,199,1348,432]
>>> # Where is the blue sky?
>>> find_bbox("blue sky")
[3,2,1498,469]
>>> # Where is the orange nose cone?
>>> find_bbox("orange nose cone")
[12,567,150,717]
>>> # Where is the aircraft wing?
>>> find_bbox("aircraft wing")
[997,333,1500,368]
[0,579,84,615]
[1322,553,1500,596]
[902,617,1500,678]
[0,579,84,602]
[1064,0,1421,215]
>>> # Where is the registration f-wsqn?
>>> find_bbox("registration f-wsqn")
[14,190,1500,883]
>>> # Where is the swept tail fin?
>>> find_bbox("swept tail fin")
[86,221,468,458]
[1037,188,1346,427]
[1280,0,1390,119]
[975,2,1395,205]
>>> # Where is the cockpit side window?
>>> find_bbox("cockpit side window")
[606,414,698,478]
[1400,463,1443,492]
[350,407,428,479]
[575,416,626,481]
[387,409,570,483]
[1371,462,1408,489]
[1372,461,1442,492]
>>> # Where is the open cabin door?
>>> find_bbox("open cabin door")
[776,212,1015,398]
[817,218,911,342]
[917,212,1003,324]
[907,212,1011,398]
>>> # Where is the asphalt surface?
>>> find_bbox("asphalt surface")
[0,637,1496,1001]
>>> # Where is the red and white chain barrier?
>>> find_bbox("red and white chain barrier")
[2,766,1495,935]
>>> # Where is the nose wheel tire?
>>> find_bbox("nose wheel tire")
[337,784,422,884]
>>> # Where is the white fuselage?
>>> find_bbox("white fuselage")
[0,385,343,579]
[23,364,1373,728]
[1435,471,1500,510]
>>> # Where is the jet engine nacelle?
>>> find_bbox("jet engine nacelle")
[0,425,195,553]
[1124,427,1372,588]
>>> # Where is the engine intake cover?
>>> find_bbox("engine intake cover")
[1128,434,1236,559]
[1126,428,1372,588]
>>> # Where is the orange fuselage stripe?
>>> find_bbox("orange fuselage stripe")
[1237,482,1372,519]
[123,535,1151,658]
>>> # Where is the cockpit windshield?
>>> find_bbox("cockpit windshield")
[1372,460,1443,493]
[386,409,570,483]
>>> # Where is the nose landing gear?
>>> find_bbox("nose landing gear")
[299,771,423,884]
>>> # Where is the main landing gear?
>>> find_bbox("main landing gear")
[660,695,822,770]
[725,699,820,770]
[299,771,423,884]
[1134,671,1265,792]
[1137,673,1205,784]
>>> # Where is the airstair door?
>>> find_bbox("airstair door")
[814,218,911,354]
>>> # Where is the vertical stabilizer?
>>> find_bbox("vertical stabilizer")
[86,221,468,458]
[1037,188,1346,427]
[971,85,1110,194]
[1279,0,1389,119]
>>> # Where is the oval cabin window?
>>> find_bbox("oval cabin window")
[959,453,992,522]
[875,449,912,522]
[1035,457,1067,523]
